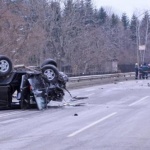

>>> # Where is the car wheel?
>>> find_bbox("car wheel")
[0,55,13,77]
[40,59,57,68]
[41,65,59,83]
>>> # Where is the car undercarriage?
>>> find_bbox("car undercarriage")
[0,55,69,110]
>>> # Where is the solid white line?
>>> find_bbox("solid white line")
[85,89,95,92]
[129,96,150,106]
[118,82,124,84]
[0,118,23,124]
[0,112,23,118]
[0,110,32,118]
[67,112,117,137]
[86,93,95,97]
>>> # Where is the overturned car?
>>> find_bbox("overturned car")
[0,55,68,110]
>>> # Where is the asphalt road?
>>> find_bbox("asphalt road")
[1,79,150,150]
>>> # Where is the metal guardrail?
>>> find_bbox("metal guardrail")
[68,72,135,82]
[67,72,135,89]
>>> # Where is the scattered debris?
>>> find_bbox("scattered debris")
[63,102,86,107]
[65,88,88,101]
[74,113,78,116]
[71,96,88,101]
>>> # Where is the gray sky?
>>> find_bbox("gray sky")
[92,0,150,18]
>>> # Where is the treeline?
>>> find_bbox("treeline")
[0,0,150,75]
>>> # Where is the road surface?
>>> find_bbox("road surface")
[0,79,150,150]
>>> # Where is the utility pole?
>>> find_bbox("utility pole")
[136,10,150,65]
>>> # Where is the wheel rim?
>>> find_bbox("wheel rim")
[44,69,55,81]
[0,60,9,73]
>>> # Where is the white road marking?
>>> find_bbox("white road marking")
[0,118,23,124]
[85,88,96,92]
[0,110,38,118]
[118,82,124,84]
[67,112,117,137]
[129,96,150,106]
[86,93,95,97]
[0,112,24,118]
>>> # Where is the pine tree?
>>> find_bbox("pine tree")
[97,7,107,25]
[141,12,150,33]
[111,13,119,27]
[85,0,93,16]
[63,0,74,17]
[84,0,94,25]
[130,14,138,41]
[121,13,129,30]
[140,12,150,45]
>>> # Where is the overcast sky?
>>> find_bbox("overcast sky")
[92,0,150,18]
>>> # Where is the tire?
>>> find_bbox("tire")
[0,55,13,77]
[41,65,59,83]
[41,59,57,68]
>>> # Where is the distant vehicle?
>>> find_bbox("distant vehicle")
[139,63,150,79]
[0,55,68,110]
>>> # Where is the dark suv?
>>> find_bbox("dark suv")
[0,55,68,110]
